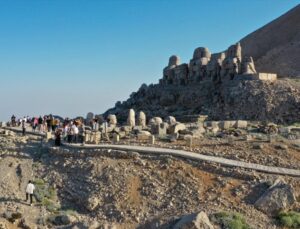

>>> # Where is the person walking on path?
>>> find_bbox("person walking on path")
[22,119,26,136]
[25,180,35,206]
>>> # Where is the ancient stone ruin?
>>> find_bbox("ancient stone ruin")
[160,43,277,86]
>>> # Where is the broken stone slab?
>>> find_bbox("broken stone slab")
[254,179,296,216]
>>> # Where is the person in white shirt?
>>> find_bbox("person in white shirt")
[25,180,35,206]
[72,124,79,143]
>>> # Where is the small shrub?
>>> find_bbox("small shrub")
[34,178,45,186]
[278,211,300,228]
[215,211,250,229]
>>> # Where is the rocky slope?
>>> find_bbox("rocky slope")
[0,131,300,228]
[105,78,300,124]
[240,4,300,77]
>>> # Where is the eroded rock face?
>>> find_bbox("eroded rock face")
[254,179,296,215]
[173,211,214,229]
[104,79,300,124]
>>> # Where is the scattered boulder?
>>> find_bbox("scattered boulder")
[254,179,296,215]
[173,211,214,229]
[86,196,100,211]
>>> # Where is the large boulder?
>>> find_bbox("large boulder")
[173,211,214,229]
[254,179,296,215]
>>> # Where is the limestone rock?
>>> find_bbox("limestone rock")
[254,179,296,215]
[173,211,214,229]
[86,196,100,211]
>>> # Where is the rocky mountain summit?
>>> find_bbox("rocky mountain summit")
[240,4,300,78]
[105,5,300,123]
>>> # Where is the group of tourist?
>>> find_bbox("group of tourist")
[10,114,101,146]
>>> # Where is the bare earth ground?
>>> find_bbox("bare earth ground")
[0,132,299,228]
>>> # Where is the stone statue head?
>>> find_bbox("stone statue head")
[226,43,241,58]
[193,47,211,59]
[168,55,180,66]
[243,56,254,63]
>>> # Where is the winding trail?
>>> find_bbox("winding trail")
[3,126,300,177]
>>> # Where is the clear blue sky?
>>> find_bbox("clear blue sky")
[0,0,299,120]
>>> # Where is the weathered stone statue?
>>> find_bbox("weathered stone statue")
[207,53,225,83]
[189,47,211,82]
[162,55,180,85]
[138,111,146,127]
[173,64,189,85]
[86,112,94,125]
[161,55,189,86]
[221,43,242,80]
[107,114,117,125]
[127,109,135,127]
[241,56,257,74]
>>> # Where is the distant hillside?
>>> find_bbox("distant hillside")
[240,4,300,77]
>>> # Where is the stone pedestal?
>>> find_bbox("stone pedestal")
[186,137,193,147]
[113,133,120,143]
[149,135,155,144]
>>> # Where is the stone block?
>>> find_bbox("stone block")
[234,120,248,129]
[151,122,168,136]
[113,133,120,143]
[137,131,151,140]
[149,135,155,144]
[219,121,232,130]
